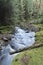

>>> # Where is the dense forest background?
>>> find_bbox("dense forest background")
[0,0,43,26]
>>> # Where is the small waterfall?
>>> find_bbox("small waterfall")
[0,27,35,65]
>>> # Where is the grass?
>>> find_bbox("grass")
[0,25,14,34]
[11,47,43,65]
[11,24,43,65]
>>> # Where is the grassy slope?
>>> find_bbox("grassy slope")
[11,24,43,65]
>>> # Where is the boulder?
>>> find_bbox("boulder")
[28,24,40,32]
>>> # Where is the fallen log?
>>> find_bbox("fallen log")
[10,43,43,55]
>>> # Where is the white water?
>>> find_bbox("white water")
[0,27,35,65]
[10,27,35,50]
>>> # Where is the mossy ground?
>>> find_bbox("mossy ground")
[0,26,13,34]
[11,24,43,65]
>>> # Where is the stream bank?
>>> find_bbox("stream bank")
[0,27,35,65]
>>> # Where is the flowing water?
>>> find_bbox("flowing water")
[0,27,35,65]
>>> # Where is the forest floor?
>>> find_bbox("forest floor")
[11,23,43,65]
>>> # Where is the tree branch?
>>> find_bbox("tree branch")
[10,43,43,55]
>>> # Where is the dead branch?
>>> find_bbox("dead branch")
[10,43,43,55]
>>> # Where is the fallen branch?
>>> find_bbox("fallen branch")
[10,43,43,55]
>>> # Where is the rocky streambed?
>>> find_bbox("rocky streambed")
[0,27,35,65]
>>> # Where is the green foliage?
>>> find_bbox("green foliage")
[0,0,43,25]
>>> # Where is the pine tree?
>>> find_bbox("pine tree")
[23,0,29,22]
